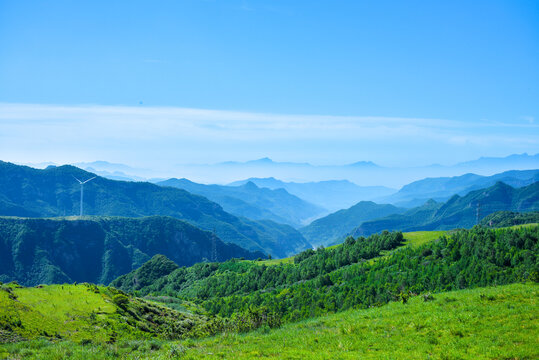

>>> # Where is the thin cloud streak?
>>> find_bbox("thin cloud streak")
[0,103,537,168]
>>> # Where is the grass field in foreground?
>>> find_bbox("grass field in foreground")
[0,282,208,348]
[2,282,537,359]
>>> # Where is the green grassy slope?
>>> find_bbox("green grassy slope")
[1,283,536,359]
[180,283,538,360]
[0,282,211,345]
[402,230,448,247]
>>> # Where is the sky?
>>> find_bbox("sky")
[0,0,538,169]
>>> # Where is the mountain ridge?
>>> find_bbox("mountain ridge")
[157,177,326,228]
[351,181,539,238]
[0,161,311,257]
[229,177,395,211]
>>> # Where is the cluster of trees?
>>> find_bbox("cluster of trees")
[120,226,537,327]
[117,231,404,299]
[214,226,538,322]
[109,224,535,333]
[480,211,539,228]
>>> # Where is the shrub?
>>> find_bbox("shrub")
[112,294,129,309]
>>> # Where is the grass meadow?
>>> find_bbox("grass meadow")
[1,282,536,359]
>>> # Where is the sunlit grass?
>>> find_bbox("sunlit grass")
[402,230,447,247]
[256,230,448,266]
[176,282,539,359]
[0,284,118,343]
[2,283,536,359]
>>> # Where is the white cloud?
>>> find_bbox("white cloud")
[0,102,537,168]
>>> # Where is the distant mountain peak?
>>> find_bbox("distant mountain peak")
[346,161,379,167]
[242,181,259,189]
[250,157,273,163]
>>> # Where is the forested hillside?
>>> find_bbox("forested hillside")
[112,225,538,326]
[480,211,539,228]
[0,216,264,286]
[352,181,539,237]
[0,162,311,257]
[158,178,326,228]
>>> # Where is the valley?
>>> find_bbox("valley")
[0,154,538,360]
[2,3,538,358]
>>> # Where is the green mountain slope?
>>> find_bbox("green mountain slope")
[168,283,538,360]
[2,283,535,359]
[0,282,213,344]
[111,225,538,324]
[0,161,311,257]
[299,201,406,247]
[0,216,264,286]
[380,169,539,207]
[479,210,539,228]
[1,226,537,359]
[353,181,539,237]
[158,178,326,228]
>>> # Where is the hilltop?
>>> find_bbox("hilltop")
[110,225,538,326]
[1,224,537,359]
[0,282,214,345]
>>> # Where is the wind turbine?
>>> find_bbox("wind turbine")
[73,176,96,217]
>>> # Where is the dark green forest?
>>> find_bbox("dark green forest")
[480,210,539,228]
[113,225,538,330]
[0,216,264,286]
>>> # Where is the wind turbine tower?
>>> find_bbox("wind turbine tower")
[73,176,96,217]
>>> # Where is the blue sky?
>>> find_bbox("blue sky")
[0,0,538,169]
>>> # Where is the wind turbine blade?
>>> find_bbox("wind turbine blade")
[82,176,97,184]
[72,175,83,184]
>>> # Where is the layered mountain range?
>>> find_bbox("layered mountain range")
[158,178,326,227]
[300,181,539,247]
[0,161,310,258]
[1,158,538,288]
